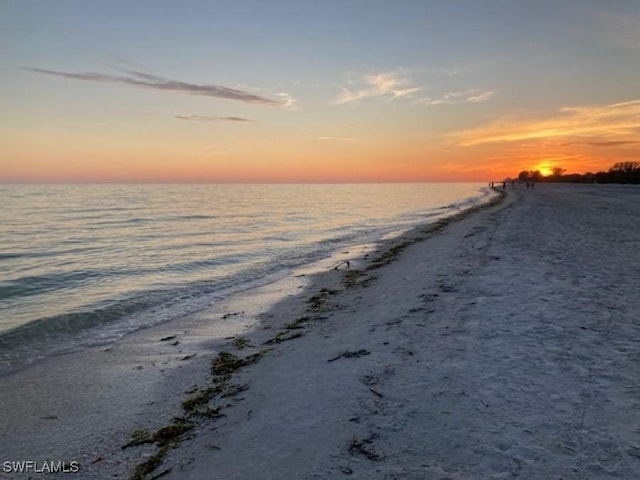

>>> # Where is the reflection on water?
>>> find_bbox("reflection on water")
[0,183,491,366]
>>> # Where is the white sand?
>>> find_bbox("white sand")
[2,184,639,479]
[163,184,640,480]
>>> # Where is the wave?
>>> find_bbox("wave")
[0,269,104,301]
[0,183,494,374]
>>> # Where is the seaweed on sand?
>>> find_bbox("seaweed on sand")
[129,349,268,479]
[127,420,194,479]
[263,331,304,345]
[232,336,251,349]
[181,386,224,417]
[211,351,246,377]
[342,269,372,289]
[131,445,170,480]
[307,288,339,311]
[284,316,310,330]
[210,350,265,379]
[124,421,194,450]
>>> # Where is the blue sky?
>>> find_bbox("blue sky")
[2,1,639,181]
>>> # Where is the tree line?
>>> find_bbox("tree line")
[516,161,640,184]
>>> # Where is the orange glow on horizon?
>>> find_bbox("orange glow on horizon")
[0,149,618,184]
[0,118,627,184]
[1,130,517,183]
[533,163,554,177]
[3,3,639,186]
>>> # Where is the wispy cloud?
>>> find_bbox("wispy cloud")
[24,67,283,106]
[467,91,495,103]
[422,89,494,106]
[585,140,639,147]
[277,92,298,111]
[561,139,639,148]
[174,115,254,122]
[450,99,640,146]
[316,136,356,142]
[334,71,421,105]
[434,161,515,174]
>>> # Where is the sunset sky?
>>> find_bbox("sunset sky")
[2,1,639,182]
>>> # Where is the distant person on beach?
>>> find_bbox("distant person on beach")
[525,175,536,188]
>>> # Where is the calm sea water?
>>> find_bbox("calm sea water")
[0,183,493,372]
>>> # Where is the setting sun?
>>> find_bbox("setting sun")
[533,163,554,177]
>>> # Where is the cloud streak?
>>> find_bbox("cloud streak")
[277,92,298,111]
[422,89,494,106]
[561,140,640,148]
[585,140,639,147]
[334,71,421,105]
[174,115,254,122]
[316,136,356,142]
[451,99,640,146]
[24,67,283,106]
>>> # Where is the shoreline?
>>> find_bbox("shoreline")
[153,187,512,479]
[152,183,638,479]
[0,189,503,479]
[119,187,509,480]
[0,182,494,372]
[4,183,638,479]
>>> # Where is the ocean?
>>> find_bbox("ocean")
[0,183,495,373]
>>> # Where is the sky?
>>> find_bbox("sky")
[1,0,639,182]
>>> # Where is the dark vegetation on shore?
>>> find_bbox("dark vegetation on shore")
[516,161,640,184]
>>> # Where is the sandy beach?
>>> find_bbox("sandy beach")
[2,183,639,479]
